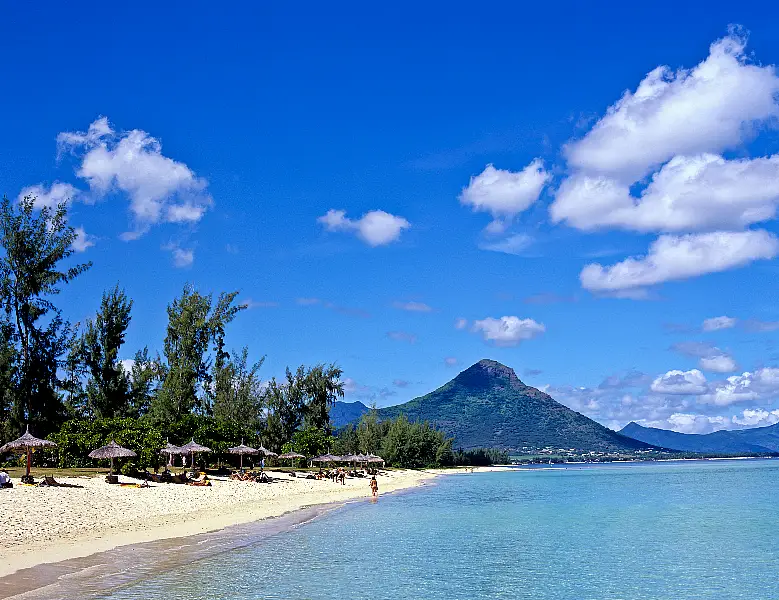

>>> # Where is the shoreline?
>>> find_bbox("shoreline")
[0,467,450,589]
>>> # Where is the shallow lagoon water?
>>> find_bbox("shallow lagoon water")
[99,459,779,600]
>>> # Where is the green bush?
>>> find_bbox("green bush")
[51,417,165,470]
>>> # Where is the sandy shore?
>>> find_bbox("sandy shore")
[0,468,439,579]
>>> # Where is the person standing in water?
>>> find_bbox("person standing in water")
[369,475,378,497]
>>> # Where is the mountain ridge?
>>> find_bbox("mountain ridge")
[620,421,779,454]
[335,359,657,452]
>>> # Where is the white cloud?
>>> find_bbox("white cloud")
[551,154,779,233]
[665,413,730,434]
[18,182,81,209]
[470,316,545,347]
[163,243,194,268]
[699,367,779,406]
[318,209,410,246]
[702,316,738,332]
[478,233,534,255]
[460,161,550,232]
[699,354,738,373]
[564,31,779,182]
[732,408,779,427]
[650,369,708,395]
[71,226,96,253]
[57,116,212,238]
[393,301,433,312]
[580,230,779,293]
[454,318,468,330]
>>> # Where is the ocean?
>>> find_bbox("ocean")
[45,460,779,599]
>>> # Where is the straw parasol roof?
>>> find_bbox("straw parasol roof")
[89,440,137,476]
[366,454,385,463]
[311,453,338,463]
[179,439,211,453]
[228,441,258,469]
[228,442,258,455]
[257,445,278,458]
[179,439,211,470]
[0,425,57,479]
[0,426,57,453]
[89,440,137,460]
[278,452,305,459]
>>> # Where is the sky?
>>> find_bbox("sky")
[3,1,779,435]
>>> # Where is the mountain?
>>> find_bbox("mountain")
[373,359,656,452]
[330,400,370,429]
[620,421,779,454]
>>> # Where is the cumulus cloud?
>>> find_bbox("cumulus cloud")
[18,182,81,209]
[71,226,96,253]
[551,154,779,233]
[563,31,779,182]
[698,367,779,406]
[664,413,730,434]
[459,161,550,232]
[393,301,433,312]
[702,316,738,332]
[650,369,708,395]
[580,230,779,294]
[318,209,410,246]
[732,408,779,427]
[699,354,738,373]
[470,316,545,347]
[671,341,738,374]
[57,116,213,239]
[162,243,194,268]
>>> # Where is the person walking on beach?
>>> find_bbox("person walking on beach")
[369,475,378,497]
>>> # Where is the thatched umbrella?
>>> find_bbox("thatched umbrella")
[0,425,57,480]
[179,439,211,470]
[227,441,258,469]
[366,454,385,464]
[159,440,183,467]
[278,451,305,467]
[88,440,137,476]
[257,445,278,458]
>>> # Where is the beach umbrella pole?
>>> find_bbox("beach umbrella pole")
[26,447,31,477]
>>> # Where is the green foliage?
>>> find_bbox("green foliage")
[128,347,161,417]
[356,407,386,455]
[453,447,509,466]
[0,195,91,436]
[212,347,265,430]
[150,284,246,425]
[282,426,332,458]
[380,414,450,468]
[81,285,133,419]
[302,363,344,434]
[51,418,165,470]
[331,424,359,456]
[264,369,305,452]
[165,414,261,457]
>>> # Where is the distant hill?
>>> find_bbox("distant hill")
[620,421,779,454]
[371,359,656,452]
[330,400,370,429]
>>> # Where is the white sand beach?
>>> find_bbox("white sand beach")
[0,469,439,578]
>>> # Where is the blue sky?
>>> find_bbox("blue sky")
[3,2,779,434]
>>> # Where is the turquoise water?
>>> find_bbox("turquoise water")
[102,460,778,600]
